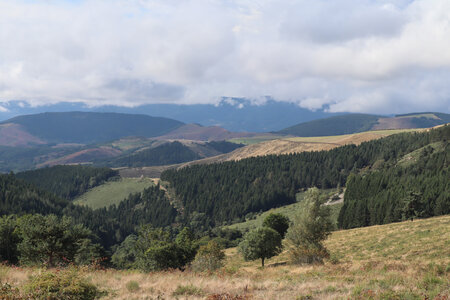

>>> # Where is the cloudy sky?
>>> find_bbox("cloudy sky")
[0,0,449,114]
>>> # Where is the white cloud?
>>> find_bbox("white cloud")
[0,105,9,112]
[0,0,449,113]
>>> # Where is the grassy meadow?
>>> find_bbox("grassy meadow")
[228,189,343,233]
[1,215,448,299]
[73,177,154,209]
[228,135,286,145]
[285,128,422,144]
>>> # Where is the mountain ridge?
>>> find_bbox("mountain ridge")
[278,112,450,136]
[1,111,184,144]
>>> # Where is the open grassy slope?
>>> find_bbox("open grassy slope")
[73,177,154,209]
[224,128,424,161]
[2,215,448,299]
[228,189,343,232]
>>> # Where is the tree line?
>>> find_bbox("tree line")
[338,142,449,229]
[16,165,118,200]
[0,173,177,250]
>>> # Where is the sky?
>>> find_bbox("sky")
[0,0,449,114]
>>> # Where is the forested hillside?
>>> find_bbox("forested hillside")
[278,112,450,136]
[338,142,449,228]
[69,185,178,248]
[2,112,184,143]
[108,141,201,167]
[0,144,84,173]
[0,173,69,216]
[277,114,380,136]
[1,125,448,252]
[162,125,450,227]
[204,141,244,153]
[16,165,118,199]
[104,140,243,168]
[0,172,176,249]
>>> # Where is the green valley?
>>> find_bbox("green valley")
[73,177,155,209]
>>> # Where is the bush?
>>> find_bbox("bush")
[172,284,203,297]
[288,245,330,265]
[286,188,333,264]
[23,267,101,300]
[134,226,198,272]
[191,240,225,272]
[0,282,22,299]
[125,280,140,292]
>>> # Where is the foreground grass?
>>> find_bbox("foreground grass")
[73,177,154,209]
[1,215,449,299]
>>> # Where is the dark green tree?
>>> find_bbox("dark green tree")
[0,215,20,264]
[402,191,424,221]
[238,227,282,267]
[262,213,290,238]
[16,214,98,267]
[133,226,198,272]
[175,227,198,267]
[111,234,138,269]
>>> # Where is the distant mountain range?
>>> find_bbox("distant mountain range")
[0,110,448,173]
[277,112,450,136]
[0,99,336,132]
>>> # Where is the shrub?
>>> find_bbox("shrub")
[134,226,198,272]
[286,188,332,264]
[191,240,225,272]
[23,267,101,300]
[172,284,203,297]
[288,245,330,265]
[0,282,22,299]
[125,280,140,292]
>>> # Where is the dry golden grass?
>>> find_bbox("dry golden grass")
[1,215,449,299]
[225,129,425,161]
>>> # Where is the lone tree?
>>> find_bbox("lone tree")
[262,213,290,238]
[238,227,282,267]
[286,187,333,264]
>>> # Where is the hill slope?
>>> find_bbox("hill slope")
[155,123,259,141]
[278,113,380,136]
[3,215,448,299]
[162,125,449,227]
[1,111,184,144]
[279,112,450,137]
